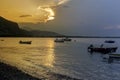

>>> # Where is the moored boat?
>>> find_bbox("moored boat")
[88,44,118,54]
[19,41,32,44]
[1,39,4,41]
[103,54,120,63]
[104,40,115,43]
[54,38,64,43]
[88,39,117,54]
[63,37,72,41]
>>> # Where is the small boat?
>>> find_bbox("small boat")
[88,44,117,54]
[104,40,115,43]
[19,41,32,44]
[63,37,72,41]
[107,54,120,63]
[88,47,117,54]
[109,54,120,58]
[54,38,64,43]
[1,39,4,41]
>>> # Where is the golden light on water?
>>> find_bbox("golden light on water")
[43,40,55,67]
[0,38,56,79]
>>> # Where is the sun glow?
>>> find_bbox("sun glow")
[0,0,69,23]
[57,0,69,5]
[37,6,55,22]
[36,0,69,22]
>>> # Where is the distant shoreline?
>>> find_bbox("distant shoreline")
[0,36,120,38]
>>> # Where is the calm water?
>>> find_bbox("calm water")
[0,38,120,80]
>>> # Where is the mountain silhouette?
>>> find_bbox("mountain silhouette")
[0,16,63,37]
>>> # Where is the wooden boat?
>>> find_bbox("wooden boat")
[19,41,32,44]
[88,45,117,54]
[54,38,64,43]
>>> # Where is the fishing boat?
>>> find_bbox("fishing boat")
[88,39,118,54]
[54,38,64,43]
[19,41,32,44]
[88,44,117,54]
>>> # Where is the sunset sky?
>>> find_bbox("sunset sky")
[1,0,120,36]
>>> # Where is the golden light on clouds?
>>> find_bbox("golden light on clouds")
[37,6,55,22]
[57,0,69,5]
[0,0,69,23]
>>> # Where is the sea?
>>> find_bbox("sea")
[0,38,120,80]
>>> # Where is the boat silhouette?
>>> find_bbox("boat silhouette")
[54,38,64,43]
[19,41,32,44]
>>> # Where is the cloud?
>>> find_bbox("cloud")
[104,26,114,30]
[19,15,32,18]
[104,25,120,30]
[116,25,120,29]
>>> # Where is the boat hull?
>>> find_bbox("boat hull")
[19,41,32,44]
[88,47,117,54]
[54,38,64,43]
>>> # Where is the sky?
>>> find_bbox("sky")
[1,0,120,36]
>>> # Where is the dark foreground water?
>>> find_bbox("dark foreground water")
[0,38,120,80]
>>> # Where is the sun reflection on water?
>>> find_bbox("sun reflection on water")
[0,38,56,78]
[43,40,55,67]
[0,38,56,68]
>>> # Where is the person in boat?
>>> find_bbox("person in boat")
[88,44,94,54]
[88,44,93,50]
[89,44,93,48]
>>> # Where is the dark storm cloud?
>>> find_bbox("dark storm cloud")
[19,0,120,36]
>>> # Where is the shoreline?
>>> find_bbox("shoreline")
[0,62,41,80]
[0,62,82,80]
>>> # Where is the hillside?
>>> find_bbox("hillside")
[0,16,63,37]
